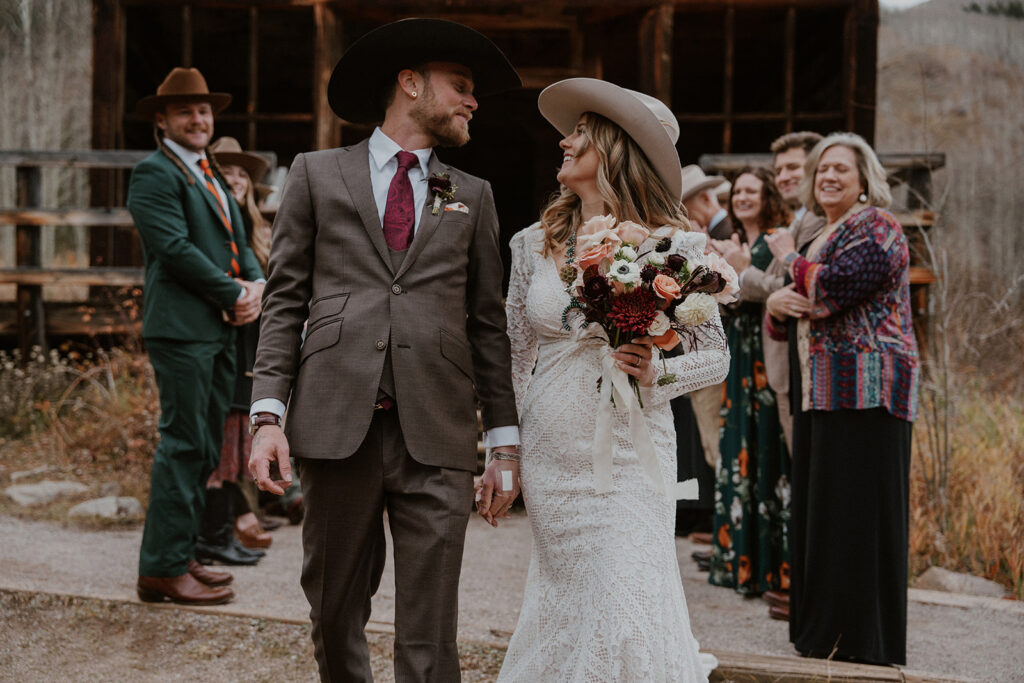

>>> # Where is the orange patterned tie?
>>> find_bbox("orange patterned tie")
[198,157,241,277]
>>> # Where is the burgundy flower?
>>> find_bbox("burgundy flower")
[640,264,659,284]
[607,288,658,335]
[655,237,672,252]
[581,270,612,303]
[666,254,687,271]
[428,174,452,194]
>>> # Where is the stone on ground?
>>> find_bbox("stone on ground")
[67,496,143,521]
[915,566,1009,598]
[4,480,88,506]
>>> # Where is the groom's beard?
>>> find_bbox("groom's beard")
[410,91,472,148]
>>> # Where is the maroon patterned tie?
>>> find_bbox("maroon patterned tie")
[382,151,419,250]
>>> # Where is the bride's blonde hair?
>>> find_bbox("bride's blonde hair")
[540,112,689,256]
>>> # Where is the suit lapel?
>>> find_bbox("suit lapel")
[337,140,394,275]
[395,152,445,280]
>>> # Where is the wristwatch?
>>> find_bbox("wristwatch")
[249,412,282,436]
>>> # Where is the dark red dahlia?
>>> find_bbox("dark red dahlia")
[607,288,658,334]
[640,264,659,283]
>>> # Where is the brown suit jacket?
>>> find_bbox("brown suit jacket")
[252,140,518,471]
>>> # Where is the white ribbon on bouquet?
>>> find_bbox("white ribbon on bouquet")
[592,352,699,500]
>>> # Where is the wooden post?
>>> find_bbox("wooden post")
[722,5,735,153]
[314,4,343,151]
[639,3,674,105]
[15,167,46,355]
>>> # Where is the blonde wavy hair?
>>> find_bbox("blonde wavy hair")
[539,112,689,256]
[800,131,892,217]
[234,170,271,273]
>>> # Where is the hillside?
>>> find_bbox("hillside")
[877,0,1024,284]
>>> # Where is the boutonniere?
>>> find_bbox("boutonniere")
[429,173,458,215]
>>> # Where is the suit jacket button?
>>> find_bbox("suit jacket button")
[375,339,386,350]
[391,284,403,295]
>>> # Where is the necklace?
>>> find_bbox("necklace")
[558,232,578,285]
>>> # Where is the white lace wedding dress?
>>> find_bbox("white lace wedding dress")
[498,224,727,682]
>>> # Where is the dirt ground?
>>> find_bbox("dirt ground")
[1,511,1023,682]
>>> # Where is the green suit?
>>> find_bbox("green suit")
[127,146,263,577]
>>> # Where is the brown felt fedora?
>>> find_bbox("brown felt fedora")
[209,137,270,183]
[327,18,521,124]
[136,67,232,120]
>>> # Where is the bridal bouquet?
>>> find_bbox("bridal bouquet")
[560,214,738,392]
[558,214,738,499]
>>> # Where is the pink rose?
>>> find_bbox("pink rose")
[577,229,622,255]
[579,214,617,236]
[578,241,617,271]
[615,220,650,246]
[652,273,682,302]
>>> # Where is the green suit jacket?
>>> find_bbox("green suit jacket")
[127,149,263,341]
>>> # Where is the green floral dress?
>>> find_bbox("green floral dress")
[709,233,791,595]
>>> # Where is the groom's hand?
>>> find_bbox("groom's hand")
[476,454,520,527]
[250,426,292,496]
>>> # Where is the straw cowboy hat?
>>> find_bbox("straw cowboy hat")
[136,67,231,120]
[327,18,521,124]
[679,164,726,202]
[538,78,683,201]
[209,137,270,183]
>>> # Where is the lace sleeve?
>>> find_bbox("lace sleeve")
[640,232,730,405]
[506,226,540,413]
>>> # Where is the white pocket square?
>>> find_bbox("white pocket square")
[444,202,469,214]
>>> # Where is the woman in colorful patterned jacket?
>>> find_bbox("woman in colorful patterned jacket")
[763,131,918,666]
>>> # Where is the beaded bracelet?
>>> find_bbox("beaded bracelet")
[491,451,521,463]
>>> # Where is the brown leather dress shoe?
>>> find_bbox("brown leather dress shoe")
[137,573,234,605]
[763,590,790,607]
[188,559,233,587]
[769,604,790,621]
[689,531,713,545]
[235,512,273,549]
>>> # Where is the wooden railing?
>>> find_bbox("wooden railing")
[0,150,150,352]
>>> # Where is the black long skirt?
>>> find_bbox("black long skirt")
[788,337,912,665]
[672,395,715,536]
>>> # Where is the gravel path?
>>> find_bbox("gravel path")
[1,513,1021,681]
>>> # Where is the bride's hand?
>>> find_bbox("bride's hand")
[613,336,656,387]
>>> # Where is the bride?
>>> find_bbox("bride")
[481,78,727,681]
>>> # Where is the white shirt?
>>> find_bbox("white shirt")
[162,137,230,214]
[251,130,520,449]
[368,127,432,234]
[708,208,728,234]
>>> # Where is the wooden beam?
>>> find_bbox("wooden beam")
[0,268,144,287]
[248,6,259,149]
[784,5,796,133]
[0,209,134,227]
[0,150,147,169]
[0,305,141,339]
[699,152,946,173]
[709,648,973,683]
[853,0,880,143]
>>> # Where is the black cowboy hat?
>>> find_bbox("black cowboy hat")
[327,18,521,124]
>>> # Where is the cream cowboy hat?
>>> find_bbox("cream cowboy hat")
[538,78,683,201]
[136,67,232,120]
[679,164,726,202]
[209,137,271,184]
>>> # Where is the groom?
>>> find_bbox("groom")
[248,18,522,681]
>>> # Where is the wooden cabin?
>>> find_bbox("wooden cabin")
[4,0,897,348]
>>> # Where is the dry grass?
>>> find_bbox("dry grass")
[0,344,159,522]
[911,385,1024,599]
